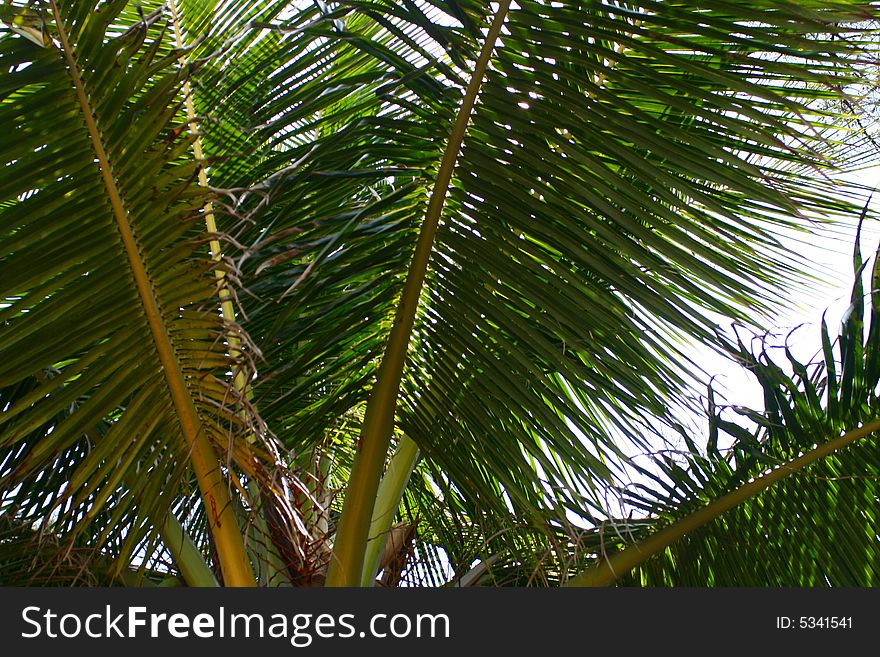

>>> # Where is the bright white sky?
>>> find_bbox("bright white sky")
[699,165,880,416]
[591,164,880,529]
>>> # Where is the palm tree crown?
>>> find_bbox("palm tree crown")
[1,0,879,586]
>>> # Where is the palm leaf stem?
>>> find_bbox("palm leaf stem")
[325,0,513,587]
[49,0,254,587]
[160,508,219,587]
[171,1,282,585]
[360,435,420,585]
[568,418,880,587]
[168,0,246,393]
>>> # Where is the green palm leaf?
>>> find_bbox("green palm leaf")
[570,226,880,585]
[211,1,877,583]
[2,0,879,587]
[0,0,261,585]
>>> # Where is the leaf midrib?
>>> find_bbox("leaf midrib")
[48,0,254,587]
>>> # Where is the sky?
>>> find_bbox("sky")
[698,165,880,416]
[585,163,880,532]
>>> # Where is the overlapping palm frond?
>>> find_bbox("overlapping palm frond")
[2,0,880,586]
[209,1,878,581]
[399,0,876,530]
[564,223,880,586]
[199,1,481,438]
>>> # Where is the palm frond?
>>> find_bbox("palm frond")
[190,1,879,581]
[3,0,879,587]
[0,0,267,584]
[573,224,880,586]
